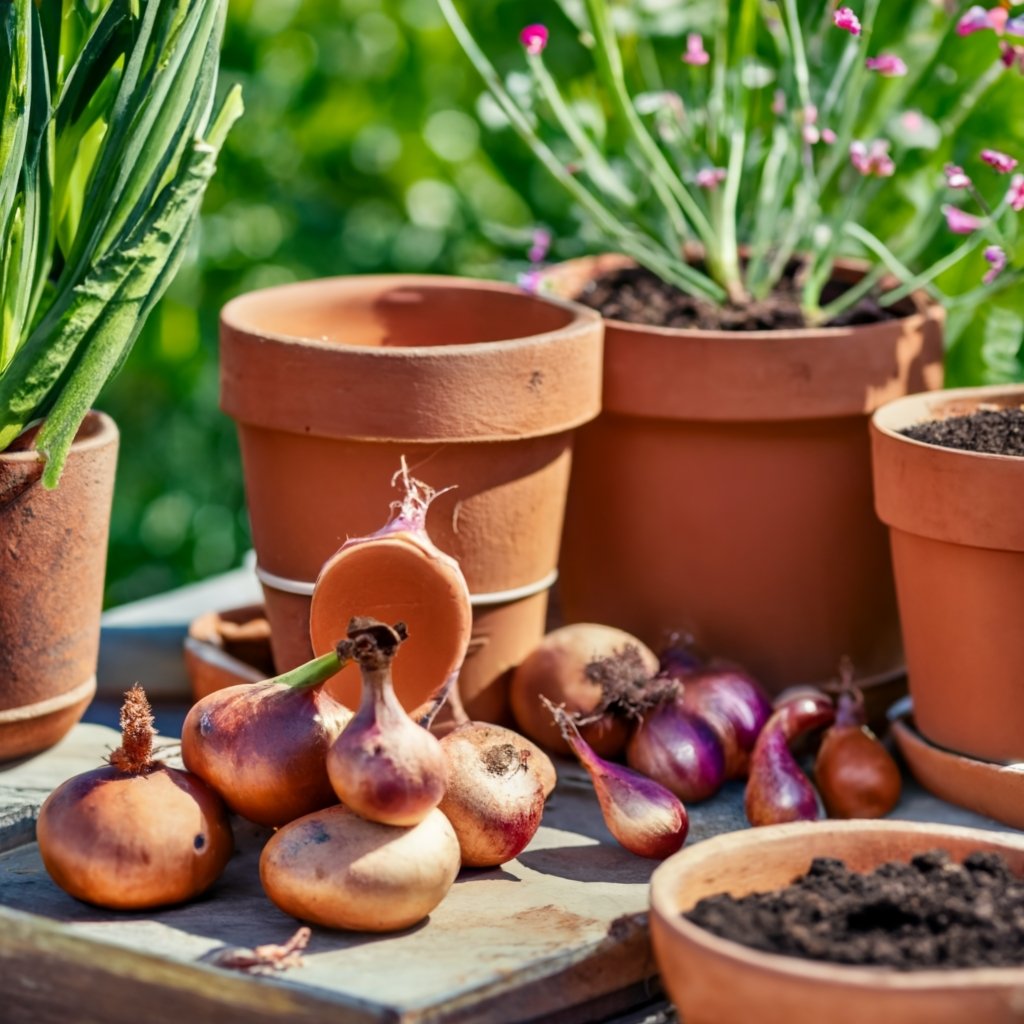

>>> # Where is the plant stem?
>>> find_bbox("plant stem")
[274,650,347,691]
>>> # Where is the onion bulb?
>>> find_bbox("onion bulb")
[309,462,473,714]
[38,686,233,909]
[678,665,772,780]
[626,698,726,803]
[326,618,446,826]
[745,694,835,827]
[181,646,352,828]
[815,673,901,819]
[544,698,688,859]
[509,624,661,758]
[439,722,550,867]
[260,804,460,932]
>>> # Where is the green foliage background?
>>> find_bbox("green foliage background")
[99,0,1024,605]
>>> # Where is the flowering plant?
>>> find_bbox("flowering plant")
[439,0,1024,327]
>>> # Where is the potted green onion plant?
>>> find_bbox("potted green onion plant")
[440,0,1023,699]
[0,0,240,760]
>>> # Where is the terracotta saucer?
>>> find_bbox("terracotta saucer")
[891,711,1024,831]
[183,605,274,701]
[650,820,1024,1024]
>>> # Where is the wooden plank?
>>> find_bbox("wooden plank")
[0,722,748,1024]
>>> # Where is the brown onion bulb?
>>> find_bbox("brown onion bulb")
[439,722,550,867]
[181,649,352,828]
[38,686,233,909]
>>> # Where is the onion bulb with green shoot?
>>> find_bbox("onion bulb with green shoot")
[37,685,233,910]
[181,645,352,828]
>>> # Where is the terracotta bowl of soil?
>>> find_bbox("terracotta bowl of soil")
[650,820,1024,1024]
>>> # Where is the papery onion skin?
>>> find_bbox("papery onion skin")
[815,688,901,819]
[260,805,460,932]
[626,699,726,802]
[744,694,835,827]
[510,624,659,757]
[679,666,772,780]
[439,722,547,867]
[181,657,352,828]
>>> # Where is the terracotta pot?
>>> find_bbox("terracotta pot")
[872,384,1024,763]
[220,275,603,720]
[0,412,118,762]
[545,255,943,694]
[184,604,273,701]
[650,819,1024,1024]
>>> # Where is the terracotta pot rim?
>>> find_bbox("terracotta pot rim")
[220,273,601,356]
[543,255,942,342]
[650,819,1024,988]
[0,675,97,721]
[1,410,118,463]
[872,383,1024,465]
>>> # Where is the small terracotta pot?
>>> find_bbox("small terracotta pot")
[0,412,118,761]
[650,820,1024,1024]
[220,276,603,720]
[872,384,1024,763]
[546,255,943,694]
[184,605,273,701]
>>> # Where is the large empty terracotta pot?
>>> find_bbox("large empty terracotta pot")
[872,384,1024,763]
[546,255,943,694]
[0,412,118,761]
[220,276,603,721]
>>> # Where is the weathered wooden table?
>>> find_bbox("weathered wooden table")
[0,567,1017,1024]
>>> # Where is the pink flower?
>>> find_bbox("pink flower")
[528,228,551,264]
[944,164,972,189]
[989,7,1009,34]
[834,6,861,34]
[1008,173,1024,211]
[866,54,908,76]
[981,148,1019,173]
[1000,43,1024,70]
[901,110,924,132]
[850,139,895,176]
[942,204,985,233]
[681,33,710,66]
[519,24,548,55]
[957,5,993,36]
[772,90,786,116]
[983,245,1007,284]
[518,269,543,293]
[821,128,837,144]
[695,167,727,189]
[1007,15,1024,37]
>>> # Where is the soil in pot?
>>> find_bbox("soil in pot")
[574,264,902,331]
[901,407,1024,457]
[684,849,1024,970]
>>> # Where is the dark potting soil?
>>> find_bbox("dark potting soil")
[684,850,1024,970]
[575,264,900,331]
[901,407,1024,457]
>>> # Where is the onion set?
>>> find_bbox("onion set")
[510,624,661,757]
[309,462,473,714]
[38,686,233,909]
[544,698,688,859]
[326,617,447,826]
[815,670,901,819]
[745,693,836,827]
[181,644,352,828]
[260,804,460,932]
[439,722,551,867]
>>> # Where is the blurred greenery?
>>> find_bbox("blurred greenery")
[99,0,1024,605]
